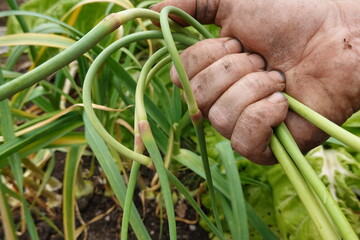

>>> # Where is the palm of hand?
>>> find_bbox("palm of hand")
[222,0,360,151]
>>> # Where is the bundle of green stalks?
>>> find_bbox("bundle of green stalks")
[0,0,359,239]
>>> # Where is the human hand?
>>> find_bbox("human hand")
[151,0,360,164]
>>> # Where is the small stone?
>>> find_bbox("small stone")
[189,225,196,231]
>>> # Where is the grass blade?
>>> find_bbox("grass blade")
[33,154,56,200]
[0,66,39,240]
[166,170,223,238]
[0,33,91,60]
[48,132,87,147]
[84,114,151,240]
[6,0,37,59]
[120,161,141,239]
[217,191,236,238]
[194,123,223,235]
[216,141,249,240]
[0,10,84,37]
[0,33,77,48]
[245,202,279,240]
[173,149,279,239]
[63,145,86,240]
[0,181,17,240]
[0,112,83,163]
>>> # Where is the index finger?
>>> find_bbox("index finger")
[150,0,221,26]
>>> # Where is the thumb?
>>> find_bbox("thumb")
[150,0,221,26]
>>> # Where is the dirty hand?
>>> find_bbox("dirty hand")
[151,0,360,164]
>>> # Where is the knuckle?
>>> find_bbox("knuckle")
[223,38,242,53]
[195,0,221,24]
[242,72,267,90]
[193,86,206,109]
[217,54,249,76]
[208,107,230,136]
[243,105,265,126]
[189,39,223,61]
[247,53,266,69]
[241,72,285,94]
[231,135,254,158]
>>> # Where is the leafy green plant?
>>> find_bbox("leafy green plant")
[0,0,359,239]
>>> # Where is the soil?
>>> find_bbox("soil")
[0,150,210,240]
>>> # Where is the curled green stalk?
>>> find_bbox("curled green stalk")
[134,40,222,239]
[83,30,197,166]
[129,50,224,238]
[285,94,360,152]
[270,135,340,240]
[83,31,153,166]
[275,123,358,240]
[145,55,173,86]
[83,30,197,239]
[132,48,188,240]
[0,9,186,101]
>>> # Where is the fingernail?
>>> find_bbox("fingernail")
[268,70,286,82]
[248,54,266,69]
[224,39,242,53]
[268,92,286,103]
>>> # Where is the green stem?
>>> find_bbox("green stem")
[135,47,180,240]
[160,6,213,116]
[275,123,358,240]
[138,120,177,239]
[270,135,340,240]
[160,6,214,39]
[194,120,224,236]
[159,6,224,236]
[173,111,191,155]
[166,170,223,238]
[0,9,184,101]
[145,55,173,86]
[6,0,37,60]
[120,162,141,240]
[285,94,360,152]
[0,13,117,100]
[83,31,197,166]
[120,114,143,240]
